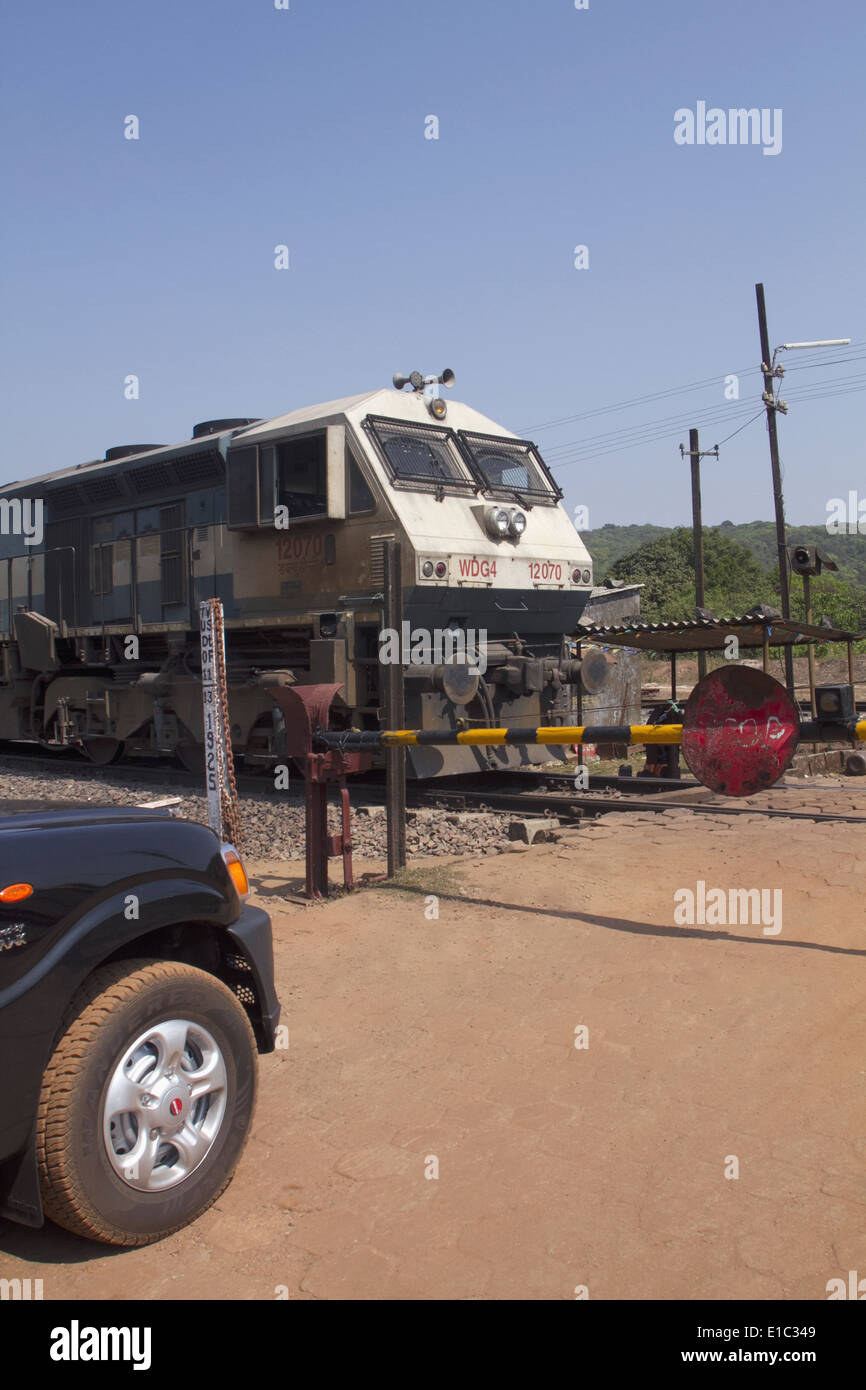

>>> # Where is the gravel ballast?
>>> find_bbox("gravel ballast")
[0,764,514,860]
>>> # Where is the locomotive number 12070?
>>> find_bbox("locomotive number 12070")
[277,534,323,563]
[528,561,563,582]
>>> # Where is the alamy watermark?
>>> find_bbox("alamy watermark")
[674,103,782,157]
[0,497,43,547]
[826,491,865,535]
[1,1277,43,1300]
[50,1321,151,1370]
[674,879,782,935]
[827,1270,866,1299]
[379,622,488,676]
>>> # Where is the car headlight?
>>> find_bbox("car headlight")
[509,510,527,537]
[485,506,511,538]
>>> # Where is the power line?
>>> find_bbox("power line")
[546,382,866,469]
[519,343,864,437]
[518,366,759,435]
[542,377,866,462]
[540,372,866,463]
[711,408,766,448]
[545,399,767,462]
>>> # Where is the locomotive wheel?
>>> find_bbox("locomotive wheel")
[241,716,279,774]
[81,737,126,765]
[176,741,205,775]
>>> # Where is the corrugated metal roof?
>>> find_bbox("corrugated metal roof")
[575,610,863,650]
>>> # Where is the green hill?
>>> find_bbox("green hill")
[582,523,865,644]
[585,521,866,588]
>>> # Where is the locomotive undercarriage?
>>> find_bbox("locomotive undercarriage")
[0,609,593,777]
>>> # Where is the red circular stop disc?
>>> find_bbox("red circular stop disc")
[681,666,799,796]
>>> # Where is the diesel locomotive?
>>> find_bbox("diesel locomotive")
[0,372,603,777]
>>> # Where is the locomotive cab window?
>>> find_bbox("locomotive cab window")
[228,430,338,529]
[277,433,327,519]
[348,449,376,514]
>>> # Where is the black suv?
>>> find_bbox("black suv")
[0,801,279,1247]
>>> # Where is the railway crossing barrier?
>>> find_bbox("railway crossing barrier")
[305,666,864,897]
[203,660,863,901]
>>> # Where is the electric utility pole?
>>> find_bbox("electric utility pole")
[679,428,718,681]
[755,282,795,697]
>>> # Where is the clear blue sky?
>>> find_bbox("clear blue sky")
[2,0,864,531]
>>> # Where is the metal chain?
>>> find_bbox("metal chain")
[211,600,242,849]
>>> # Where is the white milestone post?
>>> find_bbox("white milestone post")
[199,598,236,842]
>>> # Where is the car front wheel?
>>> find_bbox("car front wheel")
[36,958,258,1246]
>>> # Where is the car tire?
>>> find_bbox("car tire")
[35,958,258,1246]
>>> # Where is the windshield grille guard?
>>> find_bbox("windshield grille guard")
[361,416,480,496]
[455,430,563,503]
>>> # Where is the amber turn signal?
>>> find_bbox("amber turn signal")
[220,847,250,900]
[0,883,33,902]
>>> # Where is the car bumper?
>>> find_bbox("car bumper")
[228,904,281,1051]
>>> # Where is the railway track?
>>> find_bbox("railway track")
[2,746,864,826]
[410,785,866,826]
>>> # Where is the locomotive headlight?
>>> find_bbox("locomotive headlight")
[428,396,447,420]
[509,510,527,538]
[421,560,434,578]
[485,506,511,538]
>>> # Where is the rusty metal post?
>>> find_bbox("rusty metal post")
[804,573,816,717]
[688,428,707,682]
[383,539,406,877]
[306,780,329,899]
[337,784,354,891]
[756,283,796,697]
[269,682,370,899]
